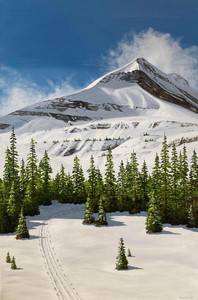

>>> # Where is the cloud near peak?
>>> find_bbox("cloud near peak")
[105,28,198,90]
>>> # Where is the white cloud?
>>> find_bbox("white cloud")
[0,66,78,116]
[105,28,198,90]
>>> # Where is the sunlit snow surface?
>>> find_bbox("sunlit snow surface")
[1,201,198,300]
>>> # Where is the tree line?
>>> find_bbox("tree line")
[0,128,198,234]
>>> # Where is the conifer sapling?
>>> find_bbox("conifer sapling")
[11,256,17,269]
[146,194,162,233]
[127,248,132,257]
[116,237,128,270]
[83,197,95,224]
[16,208,30,239]
[6,252,11,263]
[96,197,108,226]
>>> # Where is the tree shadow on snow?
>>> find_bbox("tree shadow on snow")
[116,266,143,272]
[106,216,127,227]
[149,230,180,235]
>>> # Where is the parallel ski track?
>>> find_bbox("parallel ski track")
[39,211,82,300]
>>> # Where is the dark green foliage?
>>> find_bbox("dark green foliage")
[160,135,171,223]
[96,196,108,226]
[72,156,87,204]
[16,209,30,239]
[116,237,128,270]
[6,252,11,263]
[87,156,99,212]
[11,256,17,269]
[104,149,117,212]
[38,150,52,205]
[117,160,129,211]
[146,194,163,233]
[138,160,150,211]
[83,197,95,224]
[129,152,140,214]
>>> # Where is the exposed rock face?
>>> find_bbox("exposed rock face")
[1,57,198,132]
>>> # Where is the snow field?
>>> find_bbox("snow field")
[1,201,198,300]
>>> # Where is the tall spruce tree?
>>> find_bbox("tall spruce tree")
[25,139,39,215]
[72,156,87,204]
[130,151,140,213]
[0,180,11,233]
[87,156,99,212]
[104,149,117,212]
[160,135,171,223]
[169,143,180,224]
[189,150,198,224]
[178,146,189,223]
[20,159,27,200]
[39,150,52,205]
[138,160,149,211]
[117,160,128,211]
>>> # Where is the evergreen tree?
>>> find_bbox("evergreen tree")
[11,256,17,269]
[3,148,12,198]
[104,149,117,212]
[39,150,52,205]
[115,237,128,270]
[0,180,11,233]
[189,150,198,221]
[178,146,189,223]
[87,156,99,212]
[6,252,11,263]
[7,182,18,229]
[19,159,27,200]
[25,139,39,213]
[96,196,108,226]
[169,143,181,224]
[138,160,149,211]
[83,197,95,224]
[125,160,133,209]
[131,151,140,212]
[127,249,132,257]
[72,156,87,204]
[9,127,19,185]
[117,160,128,211]
[146,194,163,233]
[95,168,104,202]
[160,135,171,223]
[16,208,30,239]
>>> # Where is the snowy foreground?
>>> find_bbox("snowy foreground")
[1,202,198,300]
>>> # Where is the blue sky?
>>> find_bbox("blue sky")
[1,0,198,114]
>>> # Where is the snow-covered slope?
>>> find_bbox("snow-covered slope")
[0,58,198,175]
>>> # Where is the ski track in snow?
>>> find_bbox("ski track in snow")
[39,212,82,300]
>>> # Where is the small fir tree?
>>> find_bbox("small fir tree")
[115,237,128,270]
[11,256,17,269]
[146,194,163,233]
[127,248,132,257]
[6,252,11,263]
[16,209,30,239]
[96,197,108,226]
[83,197,95,224]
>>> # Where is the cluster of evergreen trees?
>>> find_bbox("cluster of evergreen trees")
[1,129,198,234]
